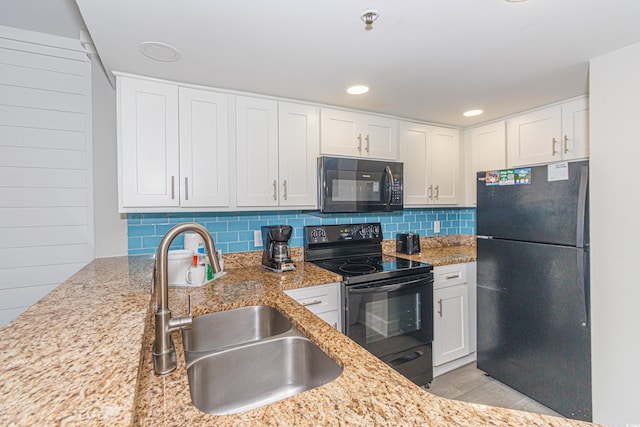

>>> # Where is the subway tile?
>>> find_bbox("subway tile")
[204,222,228,233]
[228,221,249,232]
[142,213,169,224]
[217,231,238,243]
[128,237,142,250]
[127,208,477,255]
[128,225,155,237]
[127,213,141,224]
[227,241,249,253]
[238,231,254,242]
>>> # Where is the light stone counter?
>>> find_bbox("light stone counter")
[0,238,599,426]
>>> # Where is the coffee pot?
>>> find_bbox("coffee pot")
[261,225,296,272]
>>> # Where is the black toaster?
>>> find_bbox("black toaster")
[396,233,421,254]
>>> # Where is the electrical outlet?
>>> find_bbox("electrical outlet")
[254,230,263,247]
[434,220,441,233]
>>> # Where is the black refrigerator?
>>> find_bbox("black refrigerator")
[476,160,591,422]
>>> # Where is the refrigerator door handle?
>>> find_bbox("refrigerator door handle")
[577,250,589,328]
[576,165,589,248]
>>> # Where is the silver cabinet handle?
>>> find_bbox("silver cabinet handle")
[302,300,322,307]
[445,273,460,280]
[283,180,288,200]
[171,176,175,200]
[184,177,189,200]
[365,134,370,152]
[564,135,569,154]
[272,180,277,200]
[434,185,439,200]
[552,137,558,155]
[428,185,433,200]
[437,299,443,317]
[357,133,362,151]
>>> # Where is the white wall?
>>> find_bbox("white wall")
[1,0,127,258]
[92,61,127,257]
[590,42,640,426]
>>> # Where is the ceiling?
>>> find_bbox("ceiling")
[74,0,640,127]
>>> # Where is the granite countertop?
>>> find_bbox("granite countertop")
[0,237,598,426]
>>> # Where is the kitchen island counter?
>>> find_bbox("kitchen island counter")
[0,245,596,426]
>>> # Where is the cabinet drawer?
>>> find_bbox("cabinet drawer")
[434,263,467,289]
[284,283,339,315]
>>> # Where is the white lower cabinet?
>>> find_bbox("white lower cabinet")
[432,263,476,376]
[284,283,341,330]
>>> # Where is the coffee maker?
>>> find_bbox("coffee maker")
[261,225,296,272]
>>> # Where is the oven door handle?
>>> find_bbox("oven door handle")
[349,277,428,294]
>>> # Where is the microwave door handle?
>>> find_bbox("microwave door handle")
[349,277,427,294]
[385,166,394,207]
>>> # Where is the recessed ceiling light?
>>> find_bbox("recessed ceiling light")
[347,85,370,95]
[463,109,484,117]
[139,41,181,62]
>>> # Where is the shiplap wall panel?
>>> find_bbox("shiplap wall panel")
[0,225,89,248]
[0,26,94,328]
[0,167,87,188]
[1,207,89,227]
[0,262,87,291]
[0,126,86,150]
[0,146,86,169]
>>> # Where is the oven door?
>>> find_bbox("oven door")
[343,273,433,359]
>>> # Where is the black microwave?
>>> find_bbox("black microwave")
[318,156,403,213]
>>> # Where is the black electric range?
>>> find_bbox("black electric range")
[304,223,433,284]
[304,222,435,386]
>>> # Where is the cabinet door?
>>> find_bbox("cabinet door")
[430,126,460,204]
[561,98,589,161]
[508,105,562,167]
[469,121,506,205]
[278,102,319,208]
[398,121,431,205]
[235,96,279,207]
[320,109,361,157]
[118,77,179,207]
[178,88,230,207]
[433,284,470,366]
[363,115,397,160]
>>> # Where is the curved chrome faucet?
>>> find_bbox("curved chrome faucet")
[152,222,221,375]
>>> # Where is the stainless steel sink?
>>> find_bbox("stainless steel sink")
[181,305,342,415]
[182,305,293,352]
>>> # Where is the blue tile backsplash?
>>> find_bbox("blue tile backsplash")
[127,208,476,255]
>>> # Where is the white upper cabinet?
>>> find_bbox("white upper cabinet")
[178,87,230,208]
[430,126,460,204]
[320,108,397,160]
[561,97,589,161]
[470,121,506,173]
[236,98,319,208]
[398,122,460,206]
[508,97,589,167]
[467,121,506,205]
[278,102,319,207]
[117,76,232,211]
[118,77,180,208]
[235,96,280,207]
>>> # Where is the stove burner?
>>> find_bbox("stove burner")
[346,257,372,264]
[339,264,377,274]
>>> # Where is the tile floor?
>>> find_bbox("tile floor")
[427,362,563,418]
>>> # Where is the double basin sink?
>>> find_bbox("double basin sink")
[181,305,343,415]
